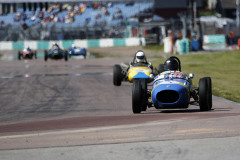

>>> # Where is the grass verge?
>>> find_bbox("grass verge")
[143,44,164,51]
[152,50,240,103]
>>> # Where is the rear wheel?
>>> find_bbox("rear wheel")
[199,77,212,111]
[18,51,21,60]
[132,80,142,113]
[44,50,48,61]
[113,64,122,86]
[34,51,37,59]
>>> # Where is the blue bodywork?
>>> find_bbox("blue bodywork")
[68,47,86,57]
[151,71,190,109]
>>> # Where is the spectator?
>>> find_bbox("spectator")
[93,2,98,9]
[0,20,4,28]
[228,31,234,46]
[14,12,21,21]
[21,22,28,30]
[38,11,44,20]
[112,8,123,20]
[101,6,110,16]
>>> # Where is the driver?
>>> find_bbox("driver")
[160,56,185,79]
[51,42,60,50]
[26,46,31,52]
[71,44,77,49]
[163,56,180,71]
[130,50,153,69]
[23,46,31,52]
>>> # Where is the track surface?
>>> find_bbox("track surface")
[0,55,240,159]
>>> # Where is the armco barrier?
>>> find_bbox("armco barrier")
[0,37,146,50]
[203,35,226,50]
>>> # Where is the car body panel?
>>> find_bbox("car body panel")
[128,65,152,83]
[68,47,86,56]
[48,49,65,59]
[151,71,190,109]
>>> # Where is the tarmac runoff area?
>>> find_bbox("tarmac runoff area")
[0,49,240,159]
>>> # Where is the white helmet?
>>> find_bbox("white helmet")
[136,51,145,63]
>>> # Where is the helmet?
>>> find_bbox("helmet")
[164,57,179,71]
[72,44,76,48]
[53,42,57,46]
[135,50,145,63]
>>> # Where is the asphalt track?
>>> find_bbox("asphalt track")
[0,53,240,159]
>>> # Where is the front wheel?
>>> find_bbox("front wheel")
[113,64,122,86]
[140,79,148,111]
[132,80,142,113]
[64,51,68,61]
[199,77,212,111]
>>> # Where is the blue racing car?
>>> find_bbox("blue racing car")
[132,56,212,113]
[68,44,87,59]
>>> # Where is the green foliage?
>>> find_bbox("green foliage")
[152,51,240,103]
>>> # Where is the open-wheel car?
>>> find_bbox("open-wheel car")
[132,56,212,114]
[18,47,37,60]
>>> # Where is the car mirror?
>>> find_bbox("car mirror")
[189,73,194,79]
[150,74,154,79]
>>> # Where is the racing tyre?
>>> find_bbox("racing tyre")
[206,77,212,109]
[199,77,212,111]
[140,79,148,111]
[18,51,21,60]
[132,80,142,113]
[113,64,122,86]
[64,51,68,61]
[158,64,165,73]
[44,50,48,61]
[34,51,37,59]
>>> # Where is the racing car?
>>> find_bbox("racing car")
[132,56,212,113]
[113,50,158,87]
[68,44,87,59]
[44,47,68,61]
[18,48,37,60]
[113,63,154,86]
[114,63,157,111]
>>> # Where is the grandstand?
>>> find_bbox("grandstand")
[0,0,154,41]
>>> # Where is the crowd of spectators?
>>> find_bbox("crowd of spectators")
[5,1,128,29]
[0,1,155,39]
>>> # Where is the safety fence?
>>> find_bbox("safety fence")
[203,34,226,50]
[0,37,146,50]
